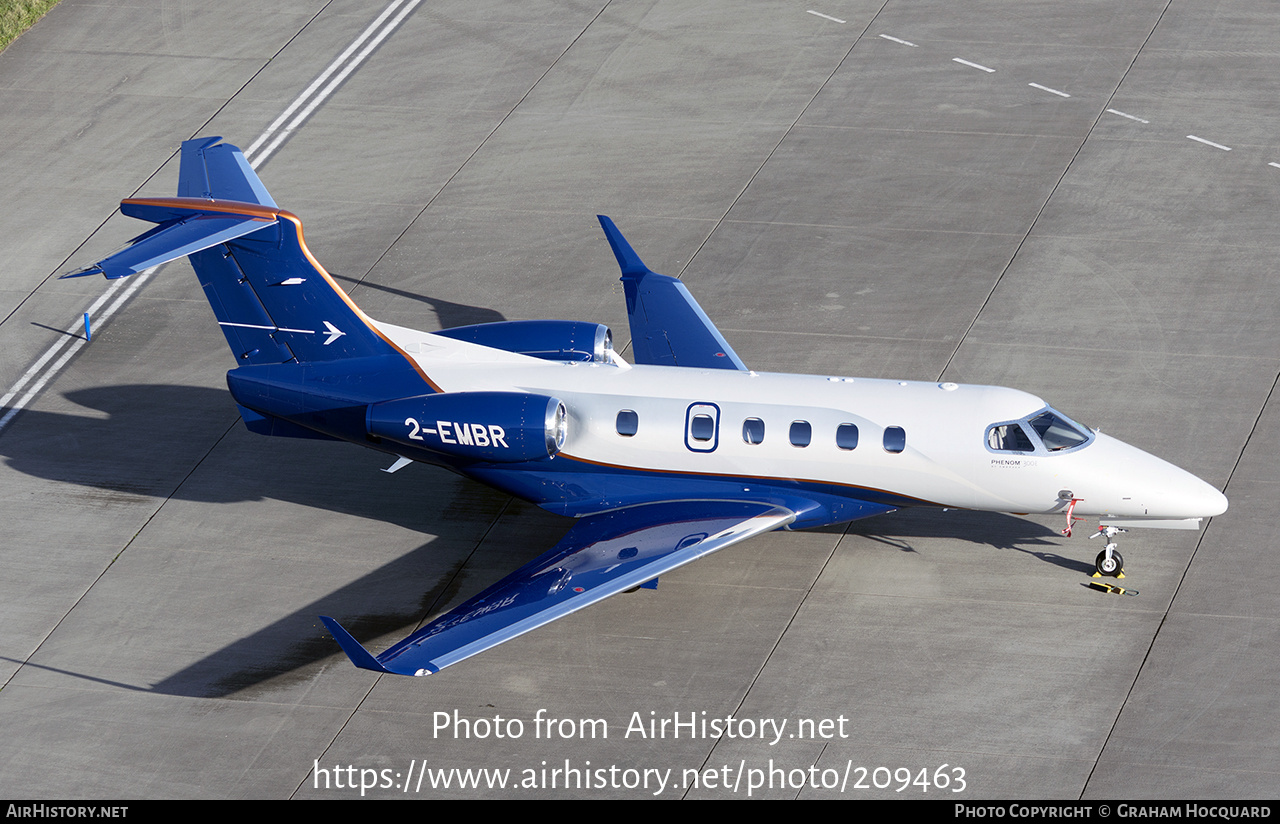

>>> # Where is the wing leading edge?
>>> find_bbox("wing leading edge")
[322,500,796,676]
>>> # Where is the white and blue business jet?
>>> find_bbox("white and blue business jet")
[67,138,1227,677]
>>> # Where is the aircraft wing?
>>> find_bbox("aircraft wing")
[321,500,795,676]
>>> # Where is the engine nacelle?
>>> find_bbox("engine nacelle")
[368,391,567,463]
[434,320,613,363]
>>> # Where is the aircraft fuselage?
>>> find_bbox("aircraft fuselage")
[374,322,1227,529]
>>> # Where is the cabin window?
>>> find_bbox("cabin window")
[690,414,715,441]
[883,426,906,453]
[616,410,639,437]
[836,423,859,450]
[743,418,765,445]
[789,421,811,447]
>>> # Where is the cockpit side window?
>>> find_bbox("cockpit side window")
[987,423,1035,452]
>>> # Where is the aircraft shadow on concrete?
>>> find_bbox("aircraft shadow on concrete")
[3,383,1074,698]
[843,507,1095,575]
[335,274,507,330]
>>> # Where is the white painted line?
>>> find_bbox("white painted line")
[1028,83,1070,98]
[1106,108,1149,124]
[1187,135,1231,151]
[878,34,917,47]
[0,279,130,415]
[0,270,154,432]
[953,58,995,73]
[245,0,408,159]
[807,10,846,23]
[0,324,85,412]
[253,0,424,167]
[0,0,421,435]
[1269,162,1280,169]
[0,341,84,433]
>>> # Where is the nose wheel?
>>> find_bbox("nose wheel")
[1089,526,1126,578]
[1095,548,1124,577]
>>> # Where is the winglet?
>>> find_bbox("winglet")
[596,216,747,371]
[320,616,408,675]
[597,215,650,279]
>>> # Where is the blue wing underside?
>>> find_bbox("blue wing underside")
[322,500,796,676]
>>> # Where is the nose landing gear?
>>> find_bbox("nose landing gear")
[1089,526,1127,577]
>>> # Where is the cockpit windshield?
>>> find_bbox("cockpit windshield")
[1027,410,1090,451]
[985,408,1092,454]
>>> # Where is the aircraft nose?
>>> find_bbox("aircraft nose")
[1189,478,1228,517]
[1151,463,1228,519]
[1086,433,1228,520]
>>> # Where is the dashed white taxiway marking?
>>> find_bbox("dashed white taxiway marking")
[878,34,917,47]
[1106,108,1149,124]
[953,58,995,73]
[1187,135,1231,151]
[807,10,845,23]
[1028,83,1070,98]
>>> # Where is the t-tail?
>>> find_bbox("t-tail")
[67,136,409,366]
[65,137,432,440]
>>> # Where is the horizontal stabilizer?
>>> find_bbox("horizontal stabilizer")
[597,216,747,371]
[62,206,276,279]
[322,500,795,676]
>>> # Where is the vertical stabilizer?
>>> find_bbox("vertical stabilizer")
[178,136,277,206]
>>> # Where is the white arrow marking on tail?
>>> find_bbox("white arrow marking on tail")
[323,321,346,345]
